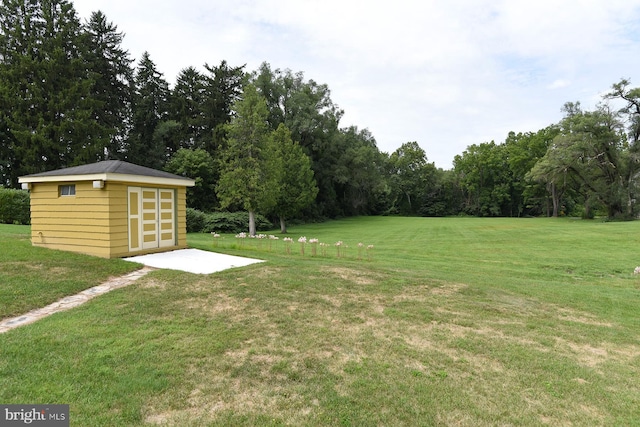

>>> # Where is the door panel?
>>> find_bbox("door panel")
[128,188,141,251]
[128,187,175,252]
[141,189,158,249]
[158,189,175,247]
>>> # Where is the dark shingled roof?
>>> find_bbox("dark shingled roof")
[22,160,192,181]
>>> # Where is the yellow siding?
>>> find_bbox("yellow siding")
[30,181,111,257]
[30,180,189,258]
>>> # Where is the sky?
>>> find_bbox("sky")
[72,0,640,169]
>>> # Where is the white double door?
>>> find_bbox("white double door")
[128,187,175,251]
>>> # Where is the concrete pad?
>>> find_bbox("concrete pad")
[123,248,264,274]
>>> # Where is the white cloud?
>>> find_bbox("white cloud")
[548,79,571,90]
[72,0,640,168]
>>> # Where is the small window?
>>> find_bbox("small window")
[59,184,76,196]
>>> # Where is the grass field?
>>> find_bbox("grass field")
[1,217,639,426]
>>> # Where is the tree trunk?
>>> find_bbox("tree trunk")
[279,216,287,234]
[551,183,559,217]
[249,210,256,237]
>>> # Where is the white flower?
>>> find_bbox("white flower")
[235,232,247,239]
[634,266,640,275]
[298,236,307,243]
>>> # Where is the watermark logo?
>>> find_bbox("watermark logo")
[1,405,68,426]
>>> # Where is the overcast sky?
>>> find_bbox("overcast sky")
[72,0,640,168]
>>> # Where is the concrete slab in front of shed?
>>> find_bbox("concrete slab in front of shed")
[124,248,264,274]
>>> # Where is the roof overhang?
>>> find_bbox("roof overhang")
[18,173,196,187]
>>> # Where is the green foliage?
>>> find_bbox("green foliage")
[186,208,271,233]
[185,207,206,233]
[203,211,272,234]
[127,52,170,169]
[389,142,438,215]
[168,66,208,149]
[270,123,318,231]
[0,187,30,224]
[504,128,558,216]
[3,2,640,223]
[252,63,348,217]
[202,60,246,151]
[332,126,389,216]
[216,84,279,235]
[167,61,246,155]
[454,141,516,216]
[529,101,634,219]
[82,10,133,160]
[418,168,463,217]
[0,0,105,183]
[165,148,218,211]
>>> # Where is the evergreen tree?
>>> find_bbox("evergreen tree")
[128,51,170,168]
[202,60,245,153]
[0,0,100,184]
[82,10,134,160]
[216,84,278,236]
[270,123,318,233]
[169,66,207,149]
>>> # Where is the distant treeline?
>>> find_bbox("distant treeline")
[2,1,640,220]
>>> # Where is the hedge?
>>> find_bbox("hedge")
[186,208,272,233]
[0,187,30,225]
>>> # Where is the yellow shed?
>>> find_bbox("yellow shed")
[18,160,196,258]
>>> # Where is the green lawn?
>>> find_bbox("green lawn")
[1,217,639,426]
[0,224,141,318]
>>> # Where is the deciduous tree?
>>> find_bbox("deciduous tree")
[389,142,434,215]
[454,141,513,216]
[165,148,218,211]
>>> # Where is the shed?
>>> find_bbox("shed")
[18,160,196,258]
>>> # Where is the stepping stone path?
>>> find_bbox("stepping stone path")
[0,267,154,334]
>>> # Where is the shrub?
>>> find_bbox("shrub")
[186,209,272,234]
[186,208,206,233]
[0,187,30,225]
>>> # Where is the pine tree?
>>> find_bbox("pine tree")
[128,51,170,168]
[0,0,100,184]
[202,60,245,153]
[169,66,207,149]
[82,10,134,160]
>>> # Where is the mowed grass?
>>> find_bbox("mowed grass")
[1,217,640,426]
[0,224,141,318]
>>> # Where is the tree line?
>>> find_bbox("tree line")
[2,0,640,226]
